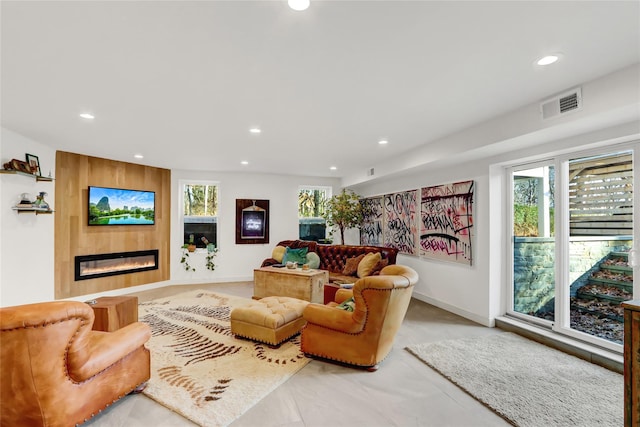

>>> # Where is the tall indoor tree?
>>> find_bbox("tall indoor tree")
[322,189,363,244]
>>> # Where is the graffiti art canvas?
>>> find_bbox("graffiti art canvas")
[419,180,474,265]
[383,190,418,255]
[360,197,383,245]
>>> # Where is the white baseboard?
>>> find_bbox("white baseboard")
[412,291,494,328]
[65,276,254,302]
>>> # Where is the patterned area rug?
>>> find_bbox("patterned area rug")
[139,290,309,427]
[407,332,623,427]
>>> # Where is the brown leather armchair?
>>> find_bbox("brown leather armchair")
[0,300,151,427]
[301,264,418,371]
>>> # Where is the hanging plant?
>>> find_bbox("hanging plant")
[180,245,196,272]
[205,243,218,271]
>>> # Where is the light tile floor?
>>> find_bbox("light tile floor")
[84,282,511,427]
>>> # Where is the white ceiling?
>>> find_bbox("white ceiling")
[2,1,639,179]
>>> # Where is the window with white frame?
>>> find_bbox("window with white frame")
[298,186,331,242]
[507,143,637,351]
[182,182,219,248]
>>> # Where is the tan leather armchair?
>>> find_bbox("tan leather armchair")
[0,300,151,427]
[301,264,418,371]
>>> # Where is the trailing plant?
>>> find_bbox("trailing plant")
[180,245,196,272]
[205,243,218,271]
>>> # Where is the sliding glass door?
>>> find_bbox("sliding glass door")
[509,143,637,350]
[510,161,556,324]
[564,150,633,346]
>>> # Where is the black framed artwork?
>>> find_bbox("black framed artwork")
[235,199,269,244]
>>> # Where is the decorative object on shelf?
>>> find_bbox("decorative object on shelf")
[25,153,41,176]
[12,191,53,214]
[12,191,52,214]
[322,189,363,245]
[17,193,34,208]
[33,192,49,210]
[3,158,32,174]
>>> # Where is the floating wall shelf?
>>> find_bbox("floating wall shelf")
[12,207,54,215]
[0,169,54,181]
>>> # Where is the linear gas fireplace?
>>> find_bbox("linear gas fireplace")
[75,250,159,281]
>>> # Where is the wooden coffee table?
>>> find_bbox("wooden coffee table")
[253,266,328,304]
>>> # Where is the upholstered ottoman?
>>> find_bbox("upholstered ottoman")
[230,296,309,346]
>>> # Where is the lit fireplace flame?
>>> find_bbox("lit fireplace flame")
[79,256,156,277]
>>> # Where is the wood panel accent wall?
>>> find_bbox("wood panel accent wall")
[54,151,171,299]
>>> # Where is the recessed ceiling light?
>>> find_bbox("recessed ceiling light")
[79,113,95,119]
[249,128,261,134]
[241,161,249,165]
[536,55,560,66]
[330,166,337,170]
[378,140,388,145]
[134,154,144,159]
[288,0,310,11]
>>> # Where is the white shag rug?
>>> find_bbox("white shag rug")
[407,332,623,427]
[139,290,309,427]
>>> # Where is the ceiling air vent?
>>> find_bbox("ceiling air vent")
[540,87,582,120]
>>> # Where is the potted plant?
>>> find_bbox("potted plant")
[322,189,363,245]
[187,234,197,252]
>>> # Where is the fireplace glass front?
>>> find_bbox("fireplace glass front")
[75,250,159,281]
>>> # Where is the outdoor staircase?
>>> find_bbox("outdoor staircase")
[571,252,633,327]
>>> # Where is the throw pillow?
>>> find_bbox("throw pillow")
[335,297,355,312]
[370,258,389,275]
[306,251,321,269]
[342,254,365,276]
[272,245,286,263]
[282,246,308,265]
[357,252,382,278]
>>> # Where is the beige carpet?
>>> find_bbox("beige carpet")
[139,290,310,427]
[407,332,623,427]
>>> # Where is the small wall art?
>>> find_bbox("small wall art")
[419,180,474,265]
[26,153,41,176]
[235,199,269,244]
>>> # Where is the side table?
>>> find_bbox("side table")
[324,282,356,304]
[89,296,139,332]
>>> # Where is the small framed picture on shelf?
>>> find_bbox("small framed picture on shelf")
[26,153,40,176]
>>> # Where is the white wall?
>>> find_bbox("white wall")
[351,159,493,326]
[0,128,56,306]
[349,64,640,327]
[0,130,340,305]
[170,170,340,284]
[1,64,638,323]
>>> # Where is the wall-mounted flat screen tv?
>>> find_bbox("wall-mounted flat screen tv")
[88,186,155,225]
